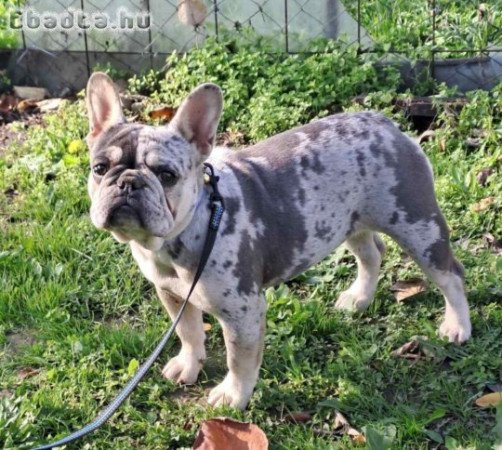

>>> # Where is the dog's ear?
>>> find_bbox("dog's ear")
[85,72,125,144]
[170,83,223,156]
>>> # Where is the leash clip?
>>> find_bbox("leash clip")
[203,163,224,204]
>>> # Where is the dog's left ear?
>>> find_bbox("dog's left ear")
[85,72,125,144]
[170,83,223,156]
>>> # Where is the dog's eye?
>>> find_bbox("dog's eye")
[159,170,178,187]
[93,164,108,176]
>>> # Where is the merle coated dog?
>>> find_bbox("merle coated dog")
[85,73,471,409]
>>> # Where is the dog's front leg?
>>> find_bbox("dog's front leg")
[156,287,206,384]
[208,294,266,410]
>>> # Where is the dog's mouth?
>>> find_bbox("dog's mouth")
[104,198,144,229]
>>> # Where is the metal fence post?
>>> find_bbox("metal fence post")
[145,0,154,69]
[357,0,361,51]
[284,0,289,53]
[213,0,219,40]
[81,0,91,78]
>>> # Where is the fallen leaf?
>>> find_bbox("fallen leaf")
[203,322,212,331]
[391,336,433,360]
[390,278,427,302]
[476,168,494,186]
[333,411,366,444]
[193,417,268,450]
[417,129,435,144]
[18,367,40,379]
[17,99,39,114]
[471,196,495,212]
[284,411,312,423]
[148,106,177,122]
[475,392,502,408]
[178,0,207,27]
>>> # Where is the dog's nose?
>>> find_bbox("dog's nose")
[117,171,146,191]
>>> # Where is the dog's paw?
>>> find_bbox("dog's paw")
[335,289,371,312]
[207,376,252,410]
[162,351,204,385]
[439,318,471,344]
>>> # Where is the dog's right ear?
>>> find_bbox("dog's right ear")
[85,72,125,145]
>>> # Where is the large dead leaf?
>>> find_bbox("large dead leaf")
[333,411,366,444]
[390,278,427,302]
[475,392,502,408]
[178,0,207,27]
[471,196,496,212]
[193,417,268,450]
[148,106,177,122]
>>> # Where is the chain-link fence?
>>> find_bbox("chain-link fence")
[1,0,501,95]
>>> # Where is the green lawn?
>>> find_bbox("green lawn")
[1,45,501,449]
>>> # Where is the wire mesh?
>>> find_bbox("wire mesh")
[0,0,500,93]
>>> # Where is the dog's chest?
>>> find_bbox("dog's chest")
[129,242,206,303]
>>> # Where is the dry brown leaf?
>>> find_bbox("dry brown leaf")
[203,322,212,331]
[390,278,427,302]
[148,106,177,122]
[284,411,312,423]
[391,340,420,357]
[475,392,502,408]
[18,367,39,380]
[178,0,207,27]
[333,411,366,444]
[391,336,433,360]
[17,99,39,113]
[471,196,496,212]
[417,129,435,144]
[193,417,268,450]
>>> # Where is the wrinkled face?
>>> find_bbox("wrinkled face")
[85,73,222,249]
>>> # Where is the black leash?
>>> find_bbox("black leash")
[34,163,224,450]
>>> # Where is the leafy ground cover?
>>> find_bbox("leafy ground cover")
[343,0,501,57]
[0,40,501,449]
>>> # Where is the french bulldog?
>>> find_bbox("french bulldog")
[85,72,471,410]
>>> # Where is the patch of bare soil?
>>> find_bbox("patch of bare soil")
[0,113,44,153]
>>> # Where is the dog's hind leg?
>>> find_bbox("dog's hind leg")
[384,216,471,344]
[335,231,385,311]
[207,293,266,410]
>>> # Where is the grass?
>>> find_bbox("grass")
[1,56,502,448]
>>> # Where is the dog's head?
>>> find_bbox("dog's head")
[85,73,222,249]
